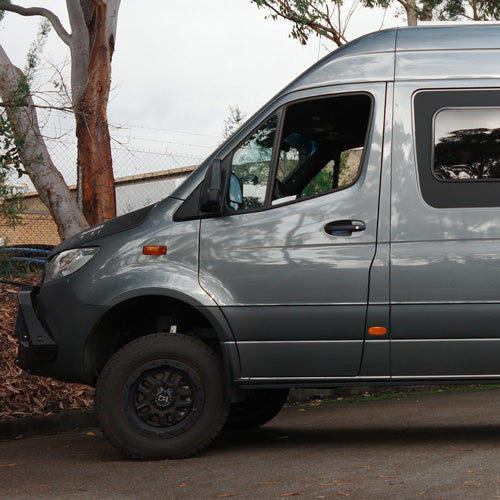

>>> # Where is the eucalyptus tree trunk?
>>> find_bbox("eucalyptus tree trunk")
[397,0,434,25]
[0,45,89,239]
[0,0,120,228]
[69,0,119,226]
[399,0,419,25]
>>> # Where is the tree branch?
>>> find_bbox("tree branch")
[0,101,73,113]
[0,2,71,45]
[257,0,343,46]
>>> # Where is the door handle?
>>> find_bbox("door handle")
[324,220,366,236]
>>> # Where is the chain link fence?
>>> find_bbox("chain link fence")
[1,139,205,248]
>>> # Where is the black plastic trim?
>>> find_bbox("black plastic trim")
[392,303,500,339]
[223,305,366,341]
[15,286,58,371]
[234,378,500,389]
[172,183,203,221]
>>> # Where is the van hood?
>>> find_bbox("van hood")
[48,204,156,258]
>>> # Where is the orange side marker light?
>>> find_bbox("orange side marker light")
[368,326,387,336]
[143,245,166,255]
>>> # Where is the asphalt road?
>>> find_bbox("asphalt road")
[3,388,500,499]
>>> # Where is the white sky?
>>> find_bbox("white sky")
[0,0,402,161]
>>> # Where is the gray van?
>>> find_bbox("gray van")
[15,24,500,459]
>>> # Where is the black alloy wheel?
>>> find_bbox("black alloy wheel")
[125,359,202,438]
[96,333,228,460]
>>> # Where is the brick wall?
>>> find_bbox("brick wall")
[0,212,60,246]
[1,166,195,247]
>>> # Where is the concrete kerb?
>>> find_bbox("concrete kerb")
[0,410,98,441]
[0,388,367,441]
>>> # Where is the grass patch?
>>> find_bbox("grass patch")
[320,384,500,406]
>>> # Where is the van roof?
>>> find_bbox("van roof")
[285,24,500,92]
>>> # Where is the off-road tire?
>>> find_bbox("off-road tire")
[95,333,228,460]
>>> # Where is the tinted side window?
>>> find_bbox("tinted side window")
[415,90,500,208]
[433,108,500,181]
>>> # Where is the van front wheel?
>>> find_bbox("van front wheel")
[95,333,228,460]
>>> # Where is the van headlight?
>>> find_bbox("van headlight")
[44,247,99,283]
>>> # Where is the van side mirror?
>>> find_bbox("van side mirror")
[199,159,223,213]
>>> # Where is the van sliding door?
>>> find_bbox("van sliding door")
[391,87,500,378]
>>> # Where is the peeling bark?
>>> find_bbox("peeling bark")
[0,0,121,229]
[76,1,116,225]
[0,45,89,239]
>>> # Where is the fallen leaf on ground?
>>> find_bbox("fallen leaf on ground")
[320,482,353,486]
[464,481,481,486]
[279,493,302,497]
[0,281,95,420]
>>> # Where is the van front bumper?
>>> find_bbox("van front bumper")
[15,286,58,372]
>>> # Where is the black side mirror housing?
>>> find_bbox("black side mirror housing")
[199,159,223,213]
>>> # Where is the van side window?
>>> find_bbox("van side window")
[272,95,371,204]
[414,90,500,208]
[228,116,278,211]
[433,108,500,181]
[227,94,372,213]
